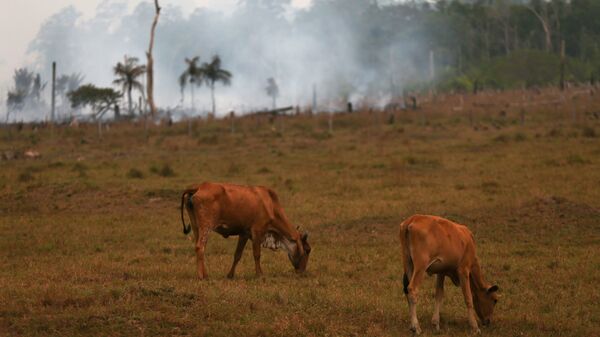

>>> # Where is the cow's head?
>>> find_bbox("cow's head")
[473,284,499,326]
[287,232,311,273]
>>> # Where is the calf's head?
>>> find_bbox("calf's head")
[287,232,311,273]
[473,284,499,326]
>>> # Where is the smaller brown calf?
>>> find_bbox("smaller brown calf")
[399,215,499,334]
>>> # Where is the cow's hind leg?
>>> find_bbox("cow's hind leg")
[193,205,217,280]
[195,226,210,279]
[227,235,248,279]
[407,266,426,334]
[432,274,445,331]
[405,249,430,335]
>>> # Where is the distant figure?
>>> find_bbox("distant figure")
[347,102,353,113]
[410,95,418,110]
[166,111,173,126]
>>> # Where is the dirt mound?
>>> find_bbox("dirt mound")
[494,196,600,242]
[515,196,599,224]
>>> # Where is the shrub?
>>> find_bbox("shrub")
[514,132,527,142]
[126,168,144,179]
[256,167,272,174]
[72,163,87,178]
[18,170,34,182]
[566,154,590,165]
[151,164,176,177]
[582,127,596,138]
[158,164,175,177]
[493,134,509,143]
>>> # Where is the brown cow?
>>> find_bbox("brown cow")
[180,182,311,279]
[399,215,499,334]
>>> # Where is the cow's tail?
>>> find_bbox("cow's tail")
[181,187,198,235]
[399,217,414,295]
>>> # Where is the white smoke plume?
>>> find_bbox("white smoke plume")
[10,0,430,121]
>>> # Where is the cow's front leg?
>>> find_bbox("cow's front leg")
[458,269,480,334]
[227,235,248,279]
[251,231,264,277]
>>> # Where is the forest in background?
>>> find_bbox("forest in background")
[5,0,600,121]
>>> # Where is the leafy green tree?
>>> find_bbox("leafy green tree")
[68,84,121,137]
[68,84,121,120]
[113,55,146,116]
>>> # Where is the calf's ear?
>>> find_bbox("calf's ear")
[487,285,499,293]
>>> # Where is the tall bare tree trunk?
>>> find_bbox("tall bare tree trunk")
[560,40,566,91]
[527,5,552,52]
[146,0,160,118]
[503,22,510,55]
[51,62,56,123]
[211,83,216,117]
[191,84,195,113]
[127,85,133,116]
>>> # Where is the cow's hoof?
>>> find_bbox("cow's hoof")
[432,317,440,330]
[471,328,481,335]
[409,326,422,335]
[226,273,234,279]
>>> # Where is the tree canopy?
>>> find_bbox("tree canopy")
[68,84,121,119]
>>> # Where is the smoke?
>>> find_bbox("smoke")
[13,0,431,121]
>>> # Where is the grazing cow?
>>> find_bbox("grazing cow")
[399,215,499,334]
[180,182,311,279]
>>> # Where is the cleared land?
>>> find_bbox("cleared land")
[1,91,599,336]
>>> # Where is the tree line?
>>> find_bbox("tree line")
[5,0,600,122]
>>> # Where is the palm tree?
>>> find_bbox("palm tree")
[113,55,146,116]
[199,55,232,117]
[179,56,202,113]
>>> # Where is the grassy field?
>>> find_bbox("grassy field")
[1,91,599,336]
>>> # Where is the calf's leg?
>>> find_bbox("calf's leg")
[227,235,248,279]
[432,274,445,331]
[407,267,426,334]
[458,269,480,334]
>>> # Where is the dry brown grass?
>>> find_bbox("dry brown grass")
[1,88,599,336]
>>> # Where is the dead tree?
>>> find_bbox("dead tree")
[146,0,160,118]
[526,4,552,52]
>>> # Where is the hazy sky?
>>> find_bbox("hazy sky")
[0,0,311,97]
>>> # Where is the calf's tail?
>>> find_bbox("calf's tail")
[399,218,414,295]
[180,188,198,235]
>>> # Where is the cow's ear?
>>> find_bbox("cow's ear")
[302,232,308,241]
[487,285,499,293]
